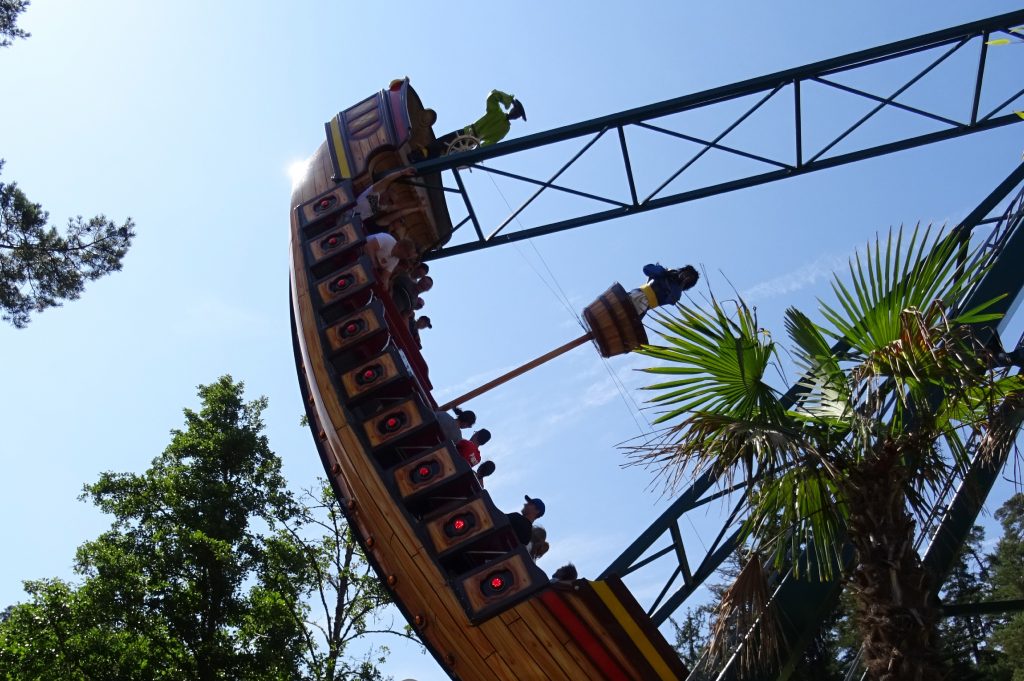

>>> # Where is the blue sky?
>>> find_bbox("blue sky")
[2,2,1023,679]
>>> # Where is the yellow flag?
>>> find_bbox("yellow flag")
[986,38,1012,45]
[1010,26,1024,34]
[1016,111,1024,120]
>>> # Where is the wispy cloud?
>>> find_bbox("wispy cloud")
[741,253,847,302]
[431,363,520,401]
[174,297,274,338]
[471,359,657,496]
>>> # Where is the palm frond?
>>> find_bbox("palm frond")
[818,226,996,359]
[621,412,808,492]
[639,296,783,425]
[624,296,812,492]
[707,554,785,675]
[745,466,849,581]
[784,307,852,420]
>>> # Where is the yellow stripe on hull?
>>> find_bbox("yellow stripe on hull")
[591,580,677,681]
[328,117,352,179]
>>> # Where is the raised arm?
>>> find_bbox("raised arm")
[370,166,416,196]
[485,89,516,114]
[642,263,666,278]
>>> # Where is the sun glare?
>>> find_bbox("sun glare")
[287,158,310,188]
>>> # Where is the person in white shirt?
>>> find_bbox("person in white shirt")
[364,233,416,287]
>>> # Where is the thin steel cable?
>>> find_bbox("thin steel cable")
[484,172,582,325]
[485,170,652,432]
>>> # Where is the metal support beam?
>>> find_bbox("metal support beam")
[922,166,1024,581]
[598,162,1024,678]
[942,599,1024,617]
[725,165,1024,681]
[417,10,1024,261]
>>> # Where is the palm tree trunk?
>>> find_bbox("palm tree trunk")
[843,451,947,681]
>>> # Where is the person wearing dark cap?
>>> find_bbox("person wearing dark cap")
[475,459,496,488]
[505,495,545,545]
[411,262,430,282]
[456,429,490,467]
[435,407,477,442]
[410,314,431,348]
[628,263,699,317]
[393,274,433,317]
[422,90,526,158]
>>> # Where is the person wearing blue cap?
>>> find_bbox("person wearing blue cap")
[506,495,546,545]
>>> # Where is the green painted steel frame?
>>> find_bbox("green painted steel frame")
[416,10,1024,261]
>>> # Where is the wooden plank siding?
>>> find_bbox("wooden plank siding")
[508,599,608,679]
[560,585,660,680]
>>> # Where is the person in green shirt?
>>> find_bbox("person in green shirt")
[418,90,526,159]
[465,89,526,145]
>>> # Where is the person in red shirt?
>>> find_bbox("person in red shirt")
[456,429,491,467]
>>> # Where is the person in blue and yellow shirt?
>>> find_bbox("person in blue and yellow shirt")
[628,264,699,316]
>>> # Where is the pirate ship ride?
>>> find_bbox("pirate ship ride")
[289,78,685,680]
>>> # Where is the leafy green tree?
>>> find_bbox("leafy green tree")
[0,577,182,681]
[275,482,421,681]
[0,377,410,680]
[77,376,305,680]
[0,0,29,47]
[628,226,1024,680]
[989,493,1024,681]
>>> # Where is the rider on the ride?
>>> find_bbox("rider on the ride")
[416,90,526,160]
[463,89,527,146]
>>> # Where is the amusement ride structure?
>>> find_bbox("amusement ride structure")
[288,11,1024,680]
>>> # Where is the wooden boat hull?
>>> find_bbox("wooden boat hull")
[324,79,454,251]
[289,82,688,681]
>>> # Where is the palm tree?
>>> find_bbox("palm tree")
[627,226,1024,681]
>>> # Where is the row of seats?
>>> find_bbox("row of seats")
[294,183,549,623]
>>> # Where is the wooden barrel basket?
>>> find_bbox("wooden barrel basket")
[582,282,649,358]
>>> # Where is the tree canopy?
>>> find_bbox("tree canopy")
[0,376,412,680]
[989,493,1024,680]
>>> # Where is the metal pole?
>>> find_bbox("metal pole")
[438,332,593,411]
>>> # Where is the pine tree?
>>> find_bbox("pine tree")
[0,161,135,327]
[988,494,1024,681]
[1,3,135,328]
[0,0,30,47]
